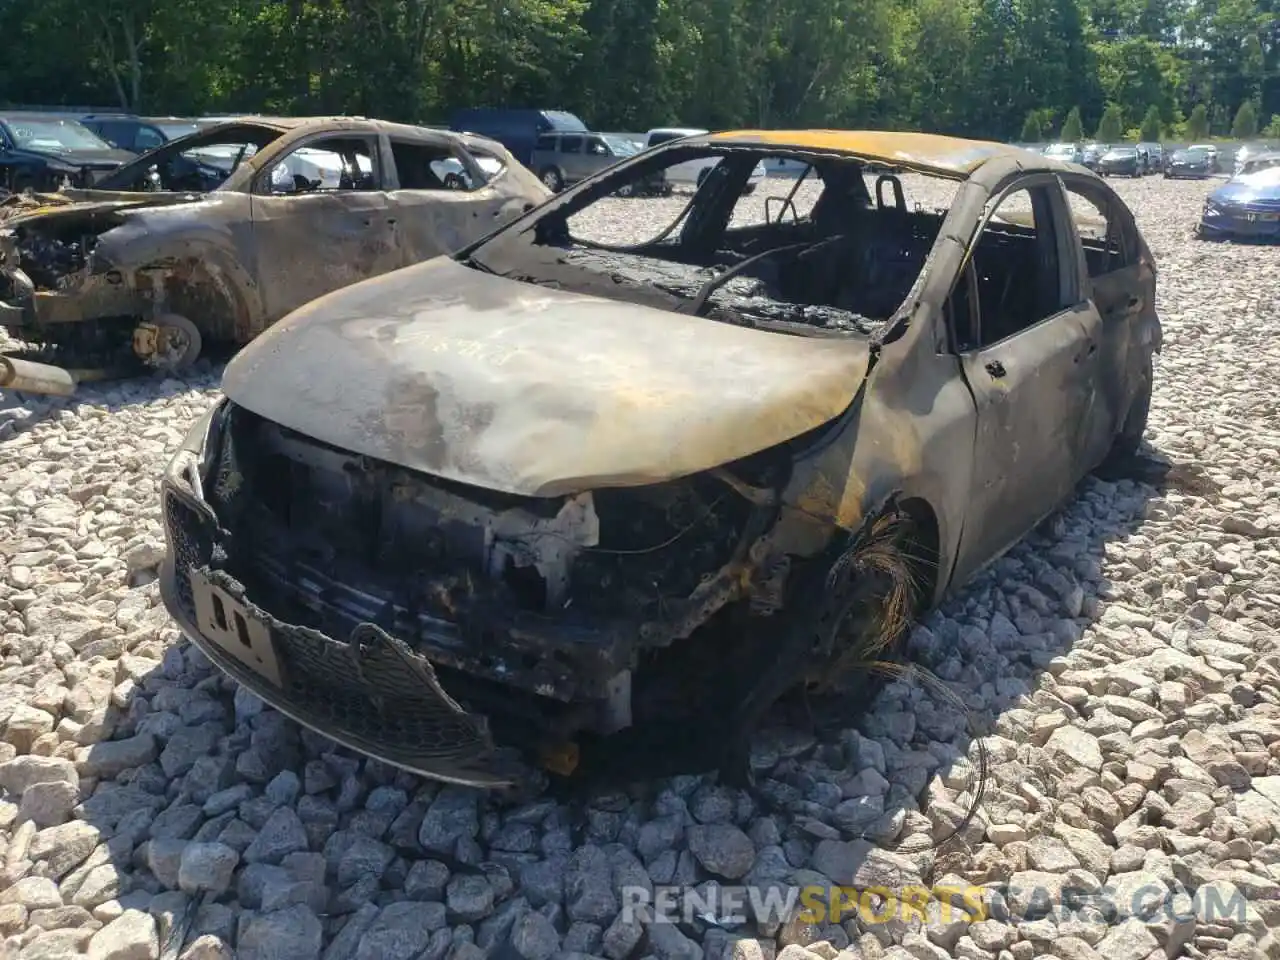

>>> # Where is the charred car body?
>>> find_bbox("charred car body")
[160,130,1161,788]
[0,117,548,394]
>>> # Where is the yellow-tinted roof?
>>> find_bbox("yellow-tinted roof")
[706,129,1034,176]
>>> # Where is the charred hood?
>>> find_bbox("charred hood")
[222,257,871,497]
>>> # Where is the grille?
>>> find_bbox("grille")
[164,488,508,780]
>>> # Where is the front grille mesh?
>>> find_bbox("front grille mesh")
[163,488,503,776]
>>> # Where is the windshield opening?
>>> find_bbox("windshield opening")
[5,118,113,152]
[157,122,201,140]
[95,123,285,193]
[461,145,961,340]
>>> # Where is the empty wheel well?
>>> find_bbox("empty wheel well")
[897,496,941,611]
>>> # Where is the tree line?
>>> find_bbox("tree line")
[2,0,1277,142]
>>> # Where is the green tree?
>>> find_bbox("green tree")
[1020,111,1044,141]
[1186,103,1210,139]
[1265,115,1280,139]
[1231,100,1258,138]
[1096,102,1124,140]
[1139,104,1162,140]
[1061,105,1084,140]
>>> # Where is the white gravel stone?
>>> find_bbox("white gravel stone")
[86,909,158,960]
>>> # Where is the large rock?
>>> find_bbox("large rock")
[0,755,78,795]
[238,904,324,960]
[178,842,240,895]
[354,901,447,960]
[243,807,309,864]
[87,909,158,960]
[686,824,757,880]
[417,787,479,854]
[1044,727,1103,772]
[811,839,922,887]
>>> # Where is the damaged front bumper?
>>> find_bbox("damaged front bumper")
[158,402,713,788]
[159,419,533,787]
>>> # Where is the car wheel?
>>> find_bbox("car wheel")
[741,183,757,196]
[135,314,203,372]
[615,182,634,198]
[442,173,465,190]
[539,167,564,192]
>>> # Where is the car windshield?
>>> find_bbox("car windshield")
[1182,149,1207,159]
[1240,166,1280,188]
[1045,144,1074,155]
[462,145,962,340]
[5,118,113,152]
[157,122,200,140]
[1107,148,1137,157]
[602,135,639,156]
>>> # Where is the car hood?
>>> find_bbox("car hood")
[18,147,133,168]
[0,189,205,226]
[1211,176,1280,205]
[222,257,872,498]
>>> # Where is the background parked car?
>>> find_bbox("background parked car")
[1198,162,1280,241]
[79,115,204,153]
[644,127,767,193]
[1097,145,1142,177]
[1042,142,1084,164]
[1233,143,1275,176]
[448,108,587,170]
[1165,147,1213,179]
[1081,143,1108,170]
[529,131,638,192]
[1188,143,1220,173]
[0,112,132,192]
[1137,142,1163,175]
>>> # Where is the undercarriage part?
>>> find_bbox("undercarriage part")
[133,314,203,370]
[0,356,76,396]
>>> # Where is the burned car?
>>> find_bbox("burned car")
[160,130,1160,788]
[0,117,547,393]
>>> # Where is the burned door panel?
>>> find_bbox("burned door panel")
[386,187,513,267]
[249,135,399,322]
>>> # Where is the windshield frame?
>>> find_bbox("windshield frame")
[2,117,115,153]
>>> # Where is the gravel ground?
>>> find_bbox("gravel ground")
[1,174,1279,960]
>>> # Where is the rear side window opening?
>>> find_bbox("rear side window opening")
[463,146,965,339]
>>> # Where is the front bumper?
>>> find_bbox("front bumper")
[159,480,532,788]
[1198,209,1280,239]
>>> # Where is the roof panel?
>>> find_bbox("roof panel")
[704,129,1040,176]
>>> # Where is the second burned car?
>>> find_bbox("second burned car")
[0,116,548,390]
[160,130,1160,788]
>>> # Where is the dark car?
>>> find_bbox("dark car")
[80,115,203,154]
[1165,147,1212,179]
[158,130,1159,789]
[0,113,133,192]
[449,108,588,170]
[1097,146,1141,177]
[1197,163,1280,241]
[1137,142,1163,175]
[1081,143,1107,170]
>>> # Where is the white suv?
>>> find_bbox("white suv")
[644,127,767,193]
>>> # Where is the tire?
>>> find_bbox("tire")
[442,173,464,190]
[615,182,634,198]
[141,314,203,371]
[539,167,563,192]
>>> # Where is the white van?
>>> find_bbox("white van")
[644,127,768,193]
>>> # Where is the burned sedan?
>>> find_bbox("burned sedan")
[159,131,1160,788]
[0,117,547,394]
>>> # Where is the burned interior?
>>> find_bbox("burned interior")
[464,145,956,338]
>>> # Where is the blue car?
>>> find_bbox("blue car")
[1198,164,1280,241]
